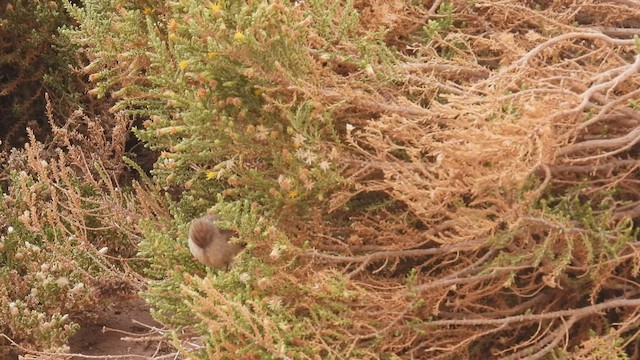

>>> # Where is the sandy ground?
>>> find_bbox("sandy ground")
[0,296,179,360]
[68,296,174,359]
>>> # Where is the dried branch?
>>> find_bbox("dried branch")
[582,26,640,38]
[559,125,640,159]
[301,238,485,263]
[428,298,640,327]
[500,316,579,360]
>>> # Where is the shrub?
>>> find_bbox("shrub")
[0,0,86,150]
[64,0,640,358]
[0,106,164,353]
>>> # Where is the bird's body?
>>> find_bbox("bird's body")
[188,215,242,269]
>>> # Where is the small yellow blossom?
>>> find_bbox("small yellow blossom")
[253,88,264,96]
[210,4,222,12]
[178,60,189,70]
[287,190,298,199]
[207,52,219,59]
[168,33,178,42]
[143,7,153,15]
[206,170,217,180]
[234,32,245,42]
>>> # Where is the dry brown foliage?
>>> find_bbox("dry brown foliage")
[0,99,170,353]
[5,101,168,280]
[278,0,640,358]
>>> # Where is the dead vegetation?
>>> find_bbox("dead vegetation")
[284,0,640,358]
[0,99,171,355]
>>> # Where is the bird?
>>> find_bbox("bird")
[187,214,242,269]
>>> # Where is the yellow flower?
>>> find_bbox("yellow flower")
[234,32,245,42]
[143,7,153,15]
[210,4,221,12]
[287,190,298,199]
[207,52,219,59]
[178,60,189,70]
[168,33,178,42]
[206,170,217,180]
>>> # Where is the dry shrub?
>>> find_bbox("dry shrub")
[288,0,640,358]
[172,0,640,358]
[0,101,167,353]
[61,0,640,358]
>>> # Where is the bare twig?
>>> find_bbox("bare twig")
[428,0,444,14]
[427,298,640,326]
[559,125,640,159]
[301,238,485,263]
[508,33,635,70]
[500,316,579,360]
[581,26,640,38]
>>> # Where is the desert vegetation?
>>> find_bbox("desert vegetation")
[1,0,639,359]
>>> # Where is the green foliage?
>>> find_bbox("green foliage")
[490,185,637,285]
[536,189,635,268]
[137,217,198,326]
[424,1,455,40]
[65,0,343,219]
[64,6,354,351]
[0,225,86,351]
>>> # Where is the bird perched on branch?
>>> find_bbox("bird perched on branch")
[187,215,242,269]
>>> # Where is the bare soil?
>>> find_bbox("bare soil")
[68,295,172,359]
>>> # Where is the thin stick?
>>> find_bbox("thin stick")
[301,238,485,263]
[426,298,640,327]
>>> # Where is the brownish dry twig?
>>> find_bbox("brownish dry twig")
[428,298,640,327]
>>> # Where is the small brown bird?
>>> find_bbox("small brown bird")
[187,215,242,269]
